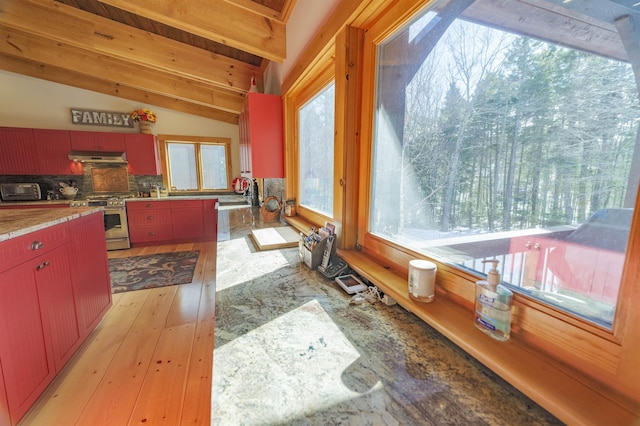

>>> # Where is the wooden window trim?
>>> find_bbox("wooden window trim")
[282,0,640,421]
[157,134,232,193]
[356,0,640,417]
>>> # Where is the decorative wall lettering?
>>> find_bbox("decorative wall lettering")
[70,108,134,128]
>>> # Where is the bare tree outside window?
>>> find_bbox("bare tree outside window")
[371,6,639,328]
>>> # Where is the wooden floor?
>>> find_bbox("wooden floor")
[19,241,217,426]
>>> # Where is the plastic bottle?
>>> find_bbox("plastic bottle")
[474,259,513,341]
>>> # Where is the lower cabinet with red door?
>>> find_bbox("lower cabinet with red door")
[127,198,218,246]
[0,210,111,425]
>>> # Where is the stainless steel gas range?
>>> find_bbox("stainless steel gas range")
[71,196,130,250]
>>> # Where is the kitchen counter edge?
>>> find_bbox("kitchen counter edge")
[0,207,103,243]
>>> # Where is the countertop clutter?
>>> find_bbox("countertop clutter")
[0,207,102,242]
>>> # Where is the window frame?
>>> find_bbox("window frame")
[286,63,337,226]
[356,0,640,402]
[157,134,232,193]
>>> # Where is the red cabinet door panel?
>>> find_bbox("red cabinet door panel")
[36,246,80,372]
[69,213,112,339]
[0,261,55,424]
[33,129,82,175]
[125,134,161,175]
[0,127,37,175]
[172,206,204,240]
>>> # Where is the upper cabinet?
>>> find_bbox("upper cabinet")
[0,127,38,174]
[69,130,126,152]
[0,128,81,175]
[125,134,161,176]
[33,129,82,175]
[0,127,159,176]
[239,93,284,178]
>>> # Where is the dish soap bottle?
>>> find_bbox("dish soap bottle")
[474,259,513,341]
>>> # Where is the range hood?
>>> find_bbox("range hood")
[68,151,127,163]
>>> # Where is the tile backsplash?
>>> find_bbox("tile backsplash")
[0,163,162,200]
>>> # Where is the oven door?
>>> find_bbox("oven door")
[104,207,130,250]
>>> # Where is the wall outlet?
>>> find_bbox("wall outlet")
[381,294,397,306]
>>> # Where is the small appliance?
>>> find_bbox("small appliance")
[0,183,42,201]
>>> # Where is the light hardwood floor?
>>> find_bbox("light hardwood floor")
[19,241,217,426]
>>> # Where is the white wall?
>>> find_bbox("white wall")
[0,70,241,177]
[264,0,340,94]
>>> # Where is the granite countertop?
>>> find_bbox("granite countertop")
[0,200,72,207]
[0,207,102,243]
[126,195,219,202]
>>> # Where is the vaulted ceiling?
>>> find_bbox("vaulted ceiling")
[0,0,296,124]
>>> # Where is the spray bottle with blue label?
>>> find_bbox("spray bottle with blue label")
[474,259,513,341]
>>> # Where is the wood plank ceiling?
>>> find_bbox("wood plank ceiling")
[0,0,295,124]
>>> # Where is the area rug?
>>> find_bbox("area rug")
[109,250,199,293]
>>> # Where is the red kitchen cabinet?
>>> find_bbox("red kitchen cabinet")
[125,134,161,175]
[203,199,218,240]
[69,130,126,152]
[171,200,204,240]
[0,212,111,425]
[127,200,173,244]
[0,360,8,426]
[0,127,37,175]
[69,213,112,339]
[239,93,284,178]
[0,259,56,425]
[33,129,83,175]
[0,241,80,424]
[34,245,80,372]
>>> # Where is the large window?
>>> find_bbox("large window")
[161,137,231,192]
[371,4,639,328]
[299,81,336,217]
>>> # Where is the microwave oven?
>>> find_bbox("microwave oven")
[0,183,42,201]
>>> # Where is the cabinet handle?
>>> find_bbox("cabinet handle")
[146,203,153,208]
[31,241,44,251]
[534,243,541,250]
[147,215,153,220]
[525,241,532,249]
[149,231,156,236]
[36,261,50,271]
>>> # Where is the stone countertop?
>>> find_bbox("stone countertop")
[0,200,72,207]
[126,195,220,202]
[0,207,102,243]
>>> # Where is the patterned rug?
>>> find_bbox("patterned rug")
[108,250,199,293]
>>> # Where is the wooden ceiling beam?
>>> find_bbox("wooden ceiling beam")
[222,0,283,23]
[0,27,247,113]
[95,0,287,63]
[0,54,239,123]
[2,0,258,93]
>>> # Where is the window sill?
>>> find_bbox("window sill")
[337,248,639,426]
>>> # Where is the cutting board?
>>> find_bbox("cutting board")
[250,226,300,251]
[91,167,129,192]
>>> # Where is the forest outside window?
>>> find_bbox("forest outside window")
[298,81,336,217]
[163,139,231,192]
[370,3,639,328]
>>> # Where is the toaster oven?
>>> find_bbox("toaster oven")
[0,183,42,201]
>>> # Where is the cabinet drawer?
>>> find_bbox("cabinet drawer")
[171,200,203,209]
[129,225,173,243]
[126,200,171,211]
[0,223,69,273]
[127,209,172,225]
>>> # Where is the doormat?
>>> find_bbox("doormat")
[250,226,300,251]
[108,250,199,293]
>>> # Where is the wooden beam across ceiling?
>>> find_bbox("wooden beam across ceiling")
[95,0,287,63]
[1,0,258,93]
[0,54,239,123]
[0,26,246,111]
